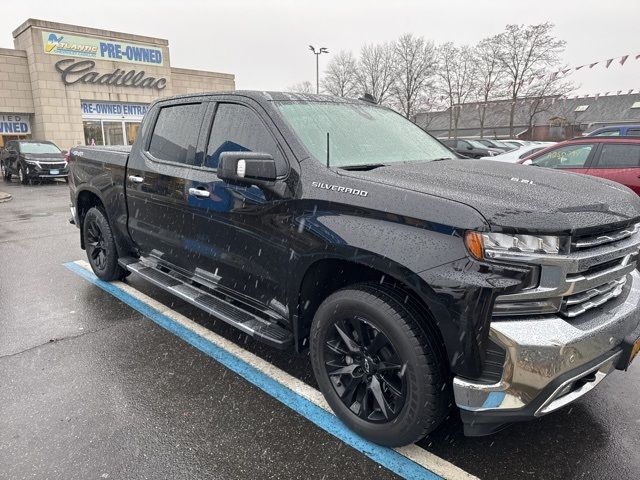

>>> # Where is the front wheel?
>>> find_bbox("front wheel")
[83,207,128,281]
[2,163,10,182]
[310,284,450,447]
[18,164,29,185]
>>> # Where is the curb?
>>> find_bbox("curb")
[0,191,12,203]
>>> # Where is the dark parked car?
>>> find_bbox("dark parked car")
[1,140,69,184]
[474,138,515,151]
[441,138,502,158]
[521,137,640,195]
[587,125,640,137]
[69,91,640,446]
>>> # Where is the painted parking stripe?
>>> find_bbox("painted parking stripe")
[65,260,477,480]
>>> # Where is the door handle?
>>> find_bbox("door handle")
[188,187,210,198]
[128,175,144,183]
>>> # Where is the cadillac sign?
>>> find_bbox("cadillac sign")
[54,58,167,90]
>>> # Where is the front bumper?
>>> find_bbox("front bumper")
[453,269,640,436]
[23,162,69,179]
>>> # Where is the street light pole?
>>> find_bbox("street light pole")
[309,45,329,94]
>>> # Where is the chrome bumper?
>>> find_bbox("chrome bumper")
[454,269,640,416]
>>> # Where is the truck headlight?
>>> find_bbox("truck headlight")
[465,231,561,260]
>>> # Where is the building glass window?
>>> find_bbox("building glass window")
[103,121,125,145]
[83,121,104,146]
[125,122,140,145]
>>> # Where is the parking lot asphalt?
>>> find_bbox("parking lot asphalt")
[1,179,639,480]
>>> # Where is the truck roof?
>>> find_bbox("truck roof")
[154,90,371,106]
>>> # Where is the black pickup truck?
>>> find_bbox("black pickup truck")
[68,91,640,447]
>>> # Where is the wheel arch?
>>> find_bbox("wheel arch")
[291,254,450,365]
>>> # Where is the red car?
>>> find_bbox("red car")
[519,137,640,195]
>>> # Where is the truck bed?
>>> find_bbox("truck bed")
[70,145,131,166]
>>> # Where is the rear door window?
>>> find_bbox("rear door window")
[626,129,640,137]
[205,103,286,174]
[147,103,203,165]
[595,144,640,168]
[530,143,595,168]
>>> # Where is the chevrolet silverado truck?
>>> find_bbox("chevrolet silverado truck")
[68,91,640,447]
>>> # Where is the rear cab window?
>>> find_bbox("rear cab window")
[147,102,203,165]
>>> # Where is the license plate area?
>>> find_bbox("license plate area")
[50,169,59,175]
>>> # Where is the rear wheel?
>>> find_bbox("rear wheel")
[310,284,450,447]
[83,207,128,281]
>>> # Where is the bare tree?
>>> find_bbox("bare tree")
[391,34,437,119]
[322,50,359,97]
[436,43,477,138]
[473,37,506,137]
[287,80,314,94]
[494,23,567,137]
[521,71,575,138]
[356,42,397,104]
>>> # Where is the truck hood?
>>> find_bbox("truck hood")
[343,159,640,234]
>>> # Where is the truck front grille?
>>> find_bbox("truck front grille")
[492,228,639,319]
[560,276,627,318]
[572,223,639,250]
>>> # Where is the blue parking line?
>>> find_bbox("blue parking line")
[64,262,443,480]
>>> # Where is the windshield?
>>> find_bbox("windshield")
[466,139,488,149]
[275,102,455,167]
[19,142,61,154]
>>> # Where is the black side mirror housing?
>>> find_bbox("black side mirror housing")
[467,145,473,150]
[217,152,277,185]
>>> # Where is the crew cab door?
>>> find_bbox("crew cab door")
[125,100,208,272]
[587,142,640,194]
[184,100,293,313]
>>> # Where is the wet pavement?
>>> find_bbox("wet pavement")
[1,179,639,479]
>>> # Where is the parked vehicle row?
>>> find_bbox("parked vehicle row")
[0,140,69,184]
[440,138,503,158]
[480,143,549,162]
[68,91,640,447]
[521,136,640,195]
[587,124,640,137]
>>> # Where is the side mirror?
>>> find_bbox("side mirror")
[467,145,473,150]
[217,152,277,185]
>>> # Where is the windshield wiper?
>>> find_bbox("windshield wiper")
[339,163,387,171]
[430,157,456,162]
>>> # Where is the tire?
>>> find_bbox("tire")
[2,163,10,182]
[310,283,450,447]
[18,164,28,185]
[83,207,128,281]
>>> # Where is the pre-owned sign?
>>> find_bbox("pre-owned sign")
[0,114,31,134]
[42,31,164,66]
[81,101,149,121]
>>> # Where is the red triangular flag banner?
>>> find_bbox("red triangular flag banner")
[620,55,629,66]
[575,65,585,71]
[589,62,599,68]
[562,69,571,75]
[617,90,622,95]
[595,93,600,100]
[629,89,634,95]
[606,58,614,68]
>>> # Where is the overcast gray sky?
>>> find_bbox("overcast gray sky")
[3,0,640,96]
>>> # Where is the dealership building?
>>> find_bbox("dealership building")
[0,19,235,150]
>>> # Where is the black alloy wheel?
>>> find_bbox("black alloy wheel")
[85,218,108,271]
[82,207,128,281]
[310,284,451,447]
[324,316,406,423]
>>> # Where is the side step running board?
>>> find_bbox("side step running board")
[118,258,293,349]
